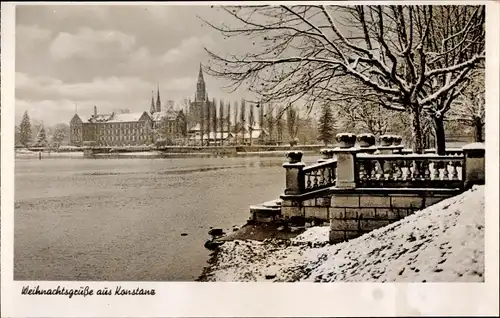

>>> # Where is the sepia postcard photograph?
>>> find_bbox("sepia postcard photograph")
[1,1,499,317]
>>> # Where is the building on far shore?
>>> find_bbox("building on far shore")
[70,106,154,147]
[70,85,187,147]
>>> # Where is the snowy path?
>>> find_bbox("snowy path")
[201,186,484,282]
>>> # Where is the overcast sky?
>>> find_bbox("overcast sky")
[15,4,253,126]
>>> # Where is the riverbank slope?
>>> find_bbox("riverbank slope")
[199,185,485,282]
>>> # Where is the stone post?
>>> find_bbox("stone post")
[318,148,335,163]
[283,151,305,195]
[463,143,485,189]
[391,135,404,154]
[357,133,377,154]
[333,133,357,189]
[377,134,395,154]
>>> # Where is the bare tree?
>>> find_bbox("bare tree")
[219,99,225,145]
[233,100,239,144]
[420,6,485,153]
[286,105,300,145]
[258,103,265,144]
[448,69,485,142]
[226,101,231,144]
[201,5,485,153]
[248,103,255,145]
[276,105,285,144]
[265,104,275,144]
[240,99,246,144]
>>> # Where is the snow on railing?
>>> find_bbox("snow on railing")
[302,159,337,191]
[355,153,465,189]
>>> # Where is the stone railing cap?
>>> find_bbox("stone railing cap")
[462,142,485,150]
[336,132,356,137]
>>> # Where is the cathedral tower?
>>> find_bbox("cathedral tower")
[195,63,206,102]
[150,91,155,114]
[156,83,162,113]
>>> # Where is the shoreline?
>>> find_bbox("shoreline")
[196,186,485,282]
[196,221,308,282]
[15,149,320,160]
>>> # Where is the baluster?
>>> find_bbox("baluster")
[442,161,449,180]
[412,160,420,180]
[456,161,463,180]
[326,166,332,185]
[306,174,312,189]
[451,161,459,180]
[405,160,412,180]
[395,159,403,180]
[384,160,394,180]
[378,160,385,180]
[370,160,377,181]
[331,164,337,184]
[363,160,373,181]
[358,161,366,181]
[313,171,319,188]
[422,161,431,181]
[432,161,440,180]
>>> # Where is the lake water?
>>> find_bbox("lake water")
[14,155,317,281]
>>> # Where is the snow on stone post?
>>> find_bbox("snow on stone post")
[333,133,357,189]
[391,135,404,154]
[357,133,377,154]
[463,143,485,189]
[283,151,305,195]
[318,148,335,163]
[377,135,395,154]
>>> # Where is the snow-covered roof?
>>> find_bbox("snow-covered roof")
[188,123,201,132]
[190,132,234,140]
[237,130,267,139]
[105,112,148,123]
[151,110,178,121]
[88,113,114,123]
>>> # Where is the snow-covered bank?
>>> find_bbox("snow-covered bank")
[15,150,84,159]
[199,186,484,282]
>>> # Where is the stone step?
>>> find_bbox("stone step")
[249,202,282,223]
[263,199,282,208]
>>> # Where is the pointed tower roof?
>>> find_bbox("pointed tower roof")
[150,90,155,114]
[156,83,161,112]
[197,63,205,84]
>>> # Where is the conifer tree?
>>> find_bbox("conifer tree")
[35,124,48,147]
[318,103,335,145]
[19,110,32,148]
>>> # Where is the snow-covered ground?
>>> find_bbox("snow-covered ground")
[15,149,83,158]
[201,186,484,282]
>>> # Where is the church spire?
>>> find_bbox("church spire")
[150,90,155,114]
[156,83,161,113]
[198,63,204,84]
[196,63,206,102]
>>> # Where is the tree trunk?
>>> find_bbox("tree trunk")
[433,115,446,155]
[411,106,424,154]
[474,117,484,142]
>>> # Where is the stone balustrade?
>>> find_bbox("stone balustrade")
[278,133,485,244]
[282,133,483,196]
